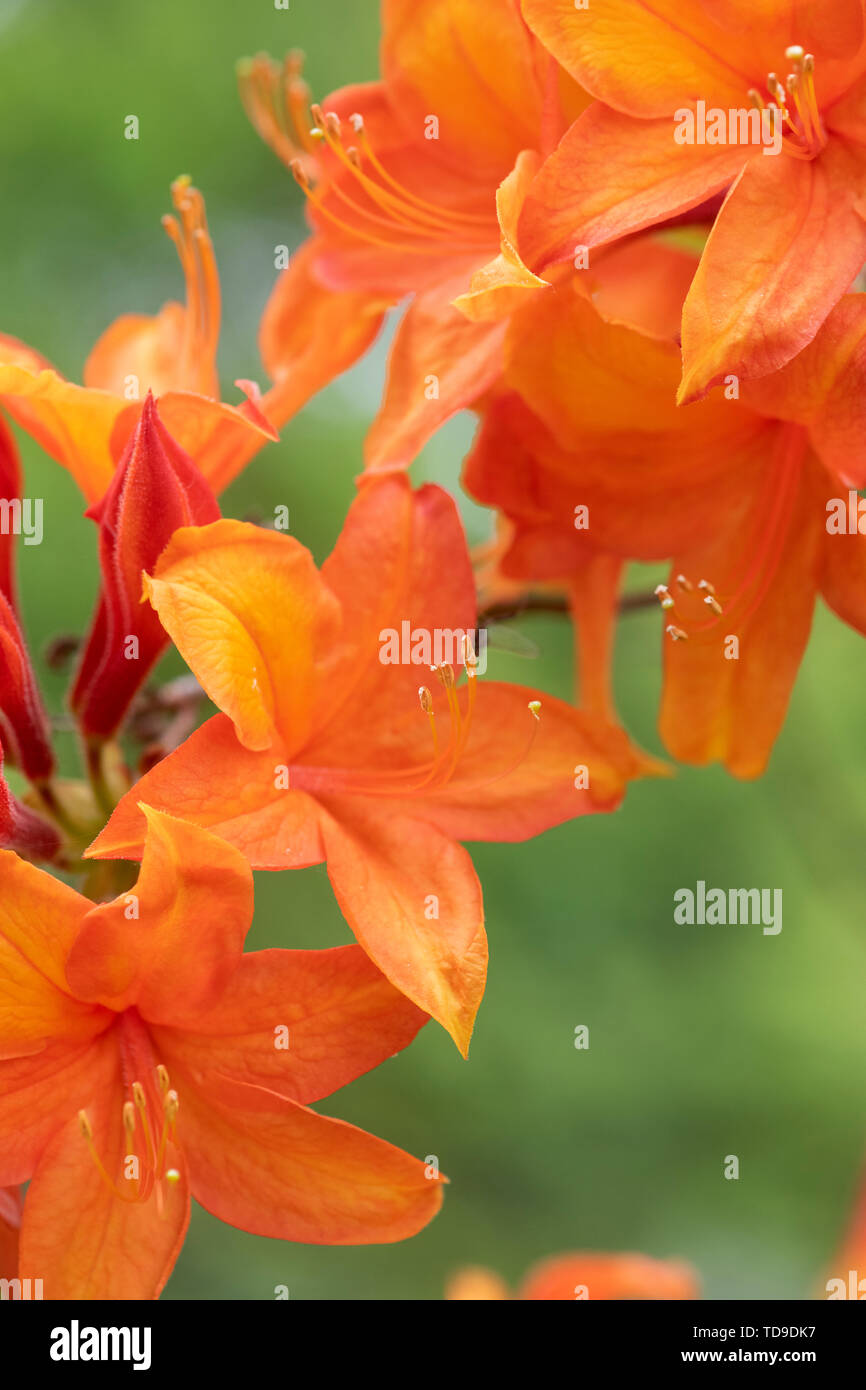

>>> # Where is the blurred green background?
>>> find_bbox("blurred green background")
[2,0,865,1301]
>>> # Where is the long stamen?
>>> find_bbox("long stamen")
[160,177,221,396]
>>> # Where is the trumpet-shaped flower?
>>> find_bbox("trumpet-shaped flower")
[519,0,866,400]
[465,244,866,776]
[88,475,648,1054]
[0,179,277,505]
[1,807,441,1300]
[240,0,592,470]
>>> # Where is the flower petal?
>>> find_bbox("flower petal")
[67,809,253,1027]
[316,797,486,1056]
[143,520,341,752]
[364,278,506,473]
[176,1072,443,1244]
[151,944,428,1105]
[519,102,746,270]
[679,142,866,402]
[520,0,752,115]
[18,1042,189,1300]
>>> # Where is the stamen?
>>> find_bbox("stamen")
[160,177,221,397]
[756,47,826,158]
[654,584,675,610]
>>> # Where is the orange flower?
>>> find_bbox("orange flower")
[465,243,866,776]
[519,0,866,400]
[0,806,441,1300]
[240,0,592,470]
[446,1251,699,1300]
[87,474,648,1054]
[0,178,277,504]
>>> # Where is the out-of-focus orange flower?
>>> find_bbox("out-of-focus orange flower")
[519,0,866,401]
[87,474,651,1054]
[70,392,220,740]
[0,178,277,504]
[0,806,441,1299]
[446,1251,699,1300]
[240,0,592,471]
[465,241,866,777]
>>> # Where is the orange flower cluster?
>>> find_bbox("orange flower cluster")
[1,0,865,1298]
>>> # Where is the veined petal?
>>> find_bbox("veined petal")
[258,241,390,428]
[399,679,652,840]
[176,1072,443,1244]
[143,520,341,753]
[363,278,506,473]
[453,149,549,322]
[741,295,866,489]
[679,141,866,402]
[383,0,546,175]
[86,716,328,870]
[518,104,747,270]
[316,797,487,1056]
[151,945,428,1105]
[18,1040,189,1300]
[659,434,823,777]
[520,0,752,115]
[67,809,253,1027]
[0,352,121,503]
[0,1033,114,1186]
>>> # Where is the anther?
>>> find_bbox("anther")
[654,584,674,610]
[122,1101,136,1136]
[436,663,455,691]
[349,112,364,133]
[164,1090,179,1126]
[132,1081,147,1113]
[785,45,805,63]
[675,574,693,592]
[418,686,433,714]
[324,112,341,138]
[697,579,715,595]
[704,594,723,616]
[665,625,689,642]
[290,159,309,189]
[156,1064,170,1096]
[78,1109,93,1141]
[528,700,541,721]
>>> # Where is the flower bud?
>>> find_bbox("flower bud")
[71,392,220,738]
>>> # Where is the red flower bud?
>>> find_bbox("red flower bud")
[0,587,55,782]
[71,392,220,738]
[0,414,21,606]
[0,739,59,860]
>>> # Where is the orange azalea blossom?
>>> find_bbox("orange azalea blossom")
[464,240,866,777]
[447,1251,699,1300]
[239,0,593,471]
[0,178,278,505]
[519,0,866,401]
[0,806,441,1300]
[87,474,650,1054]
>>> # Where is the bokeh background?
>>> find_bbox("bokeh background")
[2,0,865,1300]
